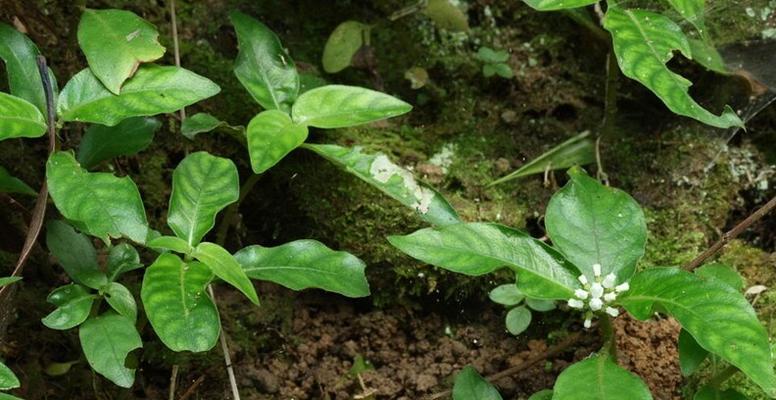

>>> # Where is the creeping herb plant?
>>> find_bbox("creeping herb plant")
[391,167,776,399]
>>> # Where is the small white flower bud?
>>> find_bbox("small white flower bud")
[578,275,589,285]
[602,273,616,289]
[615,282,630,293]
[604,292,617,302]
[605,307,620,317]
[592,263,602,277]
[574,289,589,299]
[590,283,604,299]
[589,297,603,311]
[584,318,592,329]
[567,299,584,309]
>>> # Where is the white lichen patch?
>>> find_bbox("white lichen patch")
[370,154,435,214]
[428,143,456,174]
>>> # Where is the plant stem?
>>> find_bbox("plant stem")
[707,365,739,388]
[207,284,241,400]
[596,50,619,184]
[168,365,179,400]
[599,314,617,361]
[169,0,185,121]
[215,173,262,246]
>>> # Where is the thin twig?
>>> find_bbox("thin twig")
[685,194,776,271]
[169,0,185,121]
[424,332,583,400]
[168,365,179,400]
[207,284,241,400]
[215,173,262,245]
[177,374,207,400]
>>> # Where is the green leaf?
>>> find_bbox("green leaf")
[0,165,36,196]
[247,110,308,174]
[664,0,705,31]
[192,242,259,305]
[181,113,226,140]
[0,22,48,114]
[79,312,141,388]
[45,220,107,289]
[291,85,412,128]
[0,361,20,390]
[167,151,239,246]
[694,386,747,400]
[525,298,556,312]
[489,283,524,306]
[0,276,21,287]
[505,306,532,335]
[522,0,597,11]
[41,284,95,330]
[47,151,150,244]
[494,63,514,79]
[553,356,652,400]
[603,8,742,129]
[229,11,299,112]
[234,239,370,298]
[147,235,192,254]
[619,268,776,396]
[141,253,219,352]
[77,9,166,94]
[104,282,137,321]
[545,167,646,282]
[477,48,508,64]
[77,117,160,169]
[0,92,46,140]
[0,393,23,400]
[452,366,502,400]
[388,222,581,299]
[425,0,470,32]
[695,263,744,291]
[528,390,554,400]
[57,65,220,126]
[303,144,460,226]
[322,21,369,73]
[688,39,727,74]
[490,131,595,186]
[107,243,142,281]
[678,329,708,376]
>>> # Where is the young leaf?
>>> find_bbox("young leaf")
[694,386,747,400]
[688,39,727,74]
[525,298,556,312]
[234,239,370,298]
[0,165,36,196]
[77,117,160,169]
[521,0,597,11]
[678,329,708,376]
[505,306,532,335]
[47,151,150,244]
[181,113,226,140]
[104,282,137,321]
[291,85,412,128]
[77,9,166,94]
[247,110,308,173]
[322,21,369,73]
[57,65,220,126]
[553,356,652,400]
[140,253,219,352]
[695,263,744,291]
[488,283,524,306]
[545,167,646,282]
[664,0,705,31]
[528,390,553,400]
[452,366,503,400]
[489,131,595,186]
[426,0,470,32]
[78,312,142,388]
[477,47,509,64]
[192,242,259,305]
[619,268,776,396]
[229,11,299,112]
[41,284,95,330]
[388,223,581,299]
[0,23,48,114]
[46,220,107,289]
[146,235,192,254]
[0,276,21,287]
[167,151,239,246]
[0,92,47,140]
[603,8,742,129]
[0,362,19,391]
[107,243,142,281]
[303,144,460,226]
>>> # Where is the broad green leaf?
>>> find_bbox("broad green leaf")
[141,253,219,352]
[247,110,308,173]
[694,386,747,400]
[234,239,370,298]
[505,306,532,335]
[47,151,150,244]
[665,0,705,31]
[57,65,220,126]
[489,283,524,306]
[77,117,160,169]
[41,284,95,330]
[678,329,707,376]
[477,47,509,64]
[104,282,137,321]
[79,312,141,388]
[529,390,554,400]
[107,243,142,281]
[0,23,48,114]
[553,356,652,400]
[0,165,36,196]
[303,144,460,226]
[0,92,46,140]
[545,167,646,282]
[0,276,21,287]
[453,366,502,400]
[147,235,192,254]
[689,39,727,74]
[181,113,226,140]
[425,0,470,31]
[291,85,412,128]
[522,0,597,11]
[322,21,369,73]
[78,9,166,94]
[192,242,259,305]
[526,298,556,312]
[490,131,595,186]
[167,151,239,246]
[603,8,742,129]
[0,361,19,390]
[0,394,22,400]
[230,11,299,112]
[695,263,744,291]
[46,220,107,289]
[619,268,776,396]
[44,360,78,376]
[388,223,581,299]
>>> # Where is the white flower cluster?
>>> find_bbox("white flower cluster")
[567,263,629,329]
